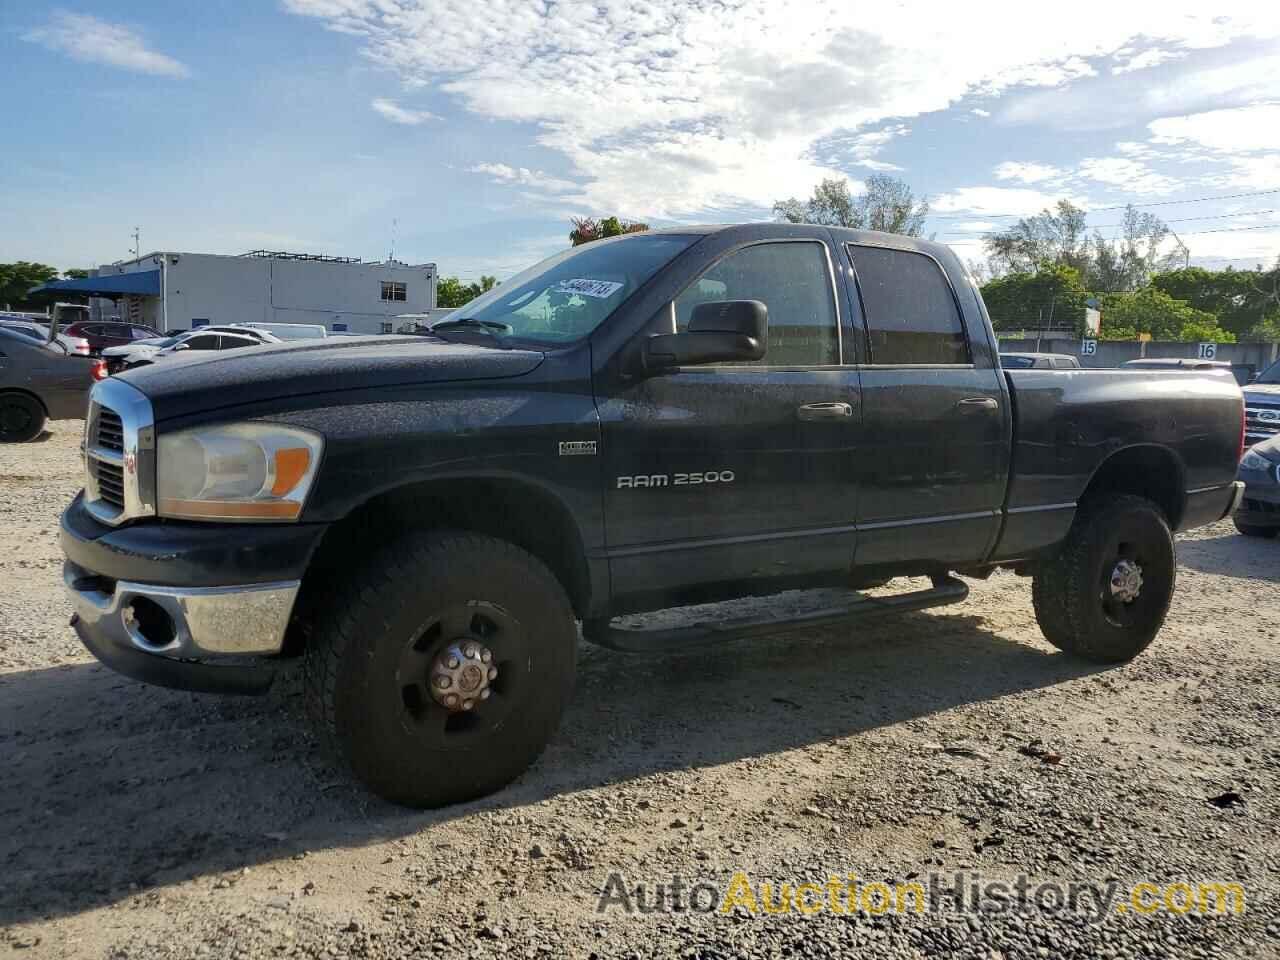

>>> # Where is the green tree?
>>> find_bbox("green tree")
[984,201,1090,277]
[1088,206,1182,293]
[436,274,499,309]
[774,175,929,236]
[0,261,59,309]
[569,217,649,245]
[1097,287,1228,341]
[979,262,1088,332]
[436,276,470,308]
[63,268,91,280]
[1177,319,1237,343]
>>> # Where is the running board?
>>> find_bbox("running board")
[582,575,969,653]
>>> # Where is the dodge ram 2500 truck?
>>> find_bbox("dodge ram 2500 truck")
[61,224,1246,807]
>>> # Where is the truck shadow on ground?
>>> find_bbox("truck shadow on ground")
[0,606,1101,926]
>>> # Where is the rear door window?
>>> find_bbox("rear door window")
[848,245,969,366]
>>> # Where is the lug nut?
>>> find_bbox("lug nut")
[435,675,450,689]
[462,699,474,711]
[480,650,492,663]
[445,694,458,707]
[488,667,497,680]
[480,689,491,700]
[447,656,459,669]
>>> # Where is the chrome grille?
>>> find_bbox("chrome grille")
[83,379,156,526]
[95,408,124,452]
[1245,400,1280,439]
[95,460,125,508]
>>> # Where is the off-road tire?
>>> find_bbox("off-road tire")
[1233,518,1278,539]
[0,393,47,443]
[303,530,577,807]
[1031,494,1175,664]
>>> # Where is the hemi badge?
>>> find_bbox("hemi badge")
[559,441,597,456]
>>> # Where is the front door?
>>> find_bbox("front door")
[596,235,861,608]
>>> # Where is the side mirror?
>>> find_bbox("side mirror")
[643,300,767,371]
[174,343,190,351]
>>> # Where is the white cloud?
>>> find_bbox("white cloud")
[1075,156,1183,194]
[285,1,1280,218]
[971,108,991,118]
[1149,102,1280,153]
[23,12,188,77]
[932,187,1086,218]
[468,162,578,194]
[1111,47,1186,75]
[371,98,437,125]
[993,161,1065,184]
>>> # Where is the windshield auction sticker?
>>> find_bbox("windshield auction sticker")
[553,278,624,299]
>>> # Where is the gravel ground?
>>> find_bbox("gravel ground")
[1,422,1278,959]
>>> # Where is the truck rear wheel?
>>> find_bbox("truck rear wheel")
[303,531,577,807]
[0,393,46,443]
[1031,495,1175,664]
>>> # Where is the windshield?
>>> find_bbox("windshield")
[447,234,698,343]
[1255,360,1280,384]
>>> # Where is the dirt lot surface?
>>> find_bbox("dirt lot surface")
[2,422,1278,959]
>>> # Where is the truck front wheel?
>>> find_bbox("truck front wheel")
[1031,495,1175,664]
[304,531,577,807]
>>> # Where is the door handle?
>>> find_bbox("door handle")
[956,397,999,413]
[797,401,854,421]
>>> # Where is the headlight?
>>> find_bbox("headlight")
[1241,449,1272,472]
[157,423,323,521]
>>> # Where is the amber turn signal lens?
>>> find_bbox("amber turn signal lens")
[271,447,312,496]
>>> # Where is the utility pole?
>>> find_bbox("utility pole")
[130,227,141,260]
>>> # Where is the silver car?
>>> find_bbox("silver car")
[0,327,99,442]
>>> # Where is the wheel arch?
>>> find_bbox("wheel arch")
[290,475,595,650]
[1078,443,1186,528]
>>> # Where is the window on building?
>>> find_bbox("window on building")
[332,323,348,332]
[380,281,407,302]
[849,245,969,366]
[672,241,839,366]
[191,318,210,328]
[380,322,394,334]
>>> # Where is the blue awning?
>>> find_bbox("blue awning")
[32,270,161,297]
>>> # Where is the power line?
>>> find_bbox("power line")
[928,187,1280,221]
[947,223,1280,244]
[942,208,1280,237]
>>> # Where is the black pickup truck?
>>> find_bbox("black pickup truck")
[61,224,1245,807]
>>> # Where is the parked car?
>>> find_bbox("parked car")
[0,317,92,356]
[1234,438,1280,537]
[102,327,279,372]
[62,320,162,355]
[62,223,1245,808]
[1242,358,1280,445]
[1121,358,1232,371]
[0,327,103,442]
[230,322,327,340]
[1000,352,1081,369]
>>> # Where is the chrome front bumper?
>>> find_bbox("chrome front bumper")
[64,562,299,694]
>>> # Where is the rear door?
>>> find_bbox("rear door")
[845,243,1008,567]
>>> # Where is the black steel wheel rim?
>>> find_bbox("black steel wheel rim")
[394,600,529,748]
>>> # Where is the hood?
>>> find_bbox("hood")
[120,335,545,421]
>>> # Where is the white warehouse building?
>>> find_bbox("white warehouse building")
[42,250,437,336]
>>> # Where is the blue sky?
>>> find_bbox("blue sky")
[2,2,1278,280]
